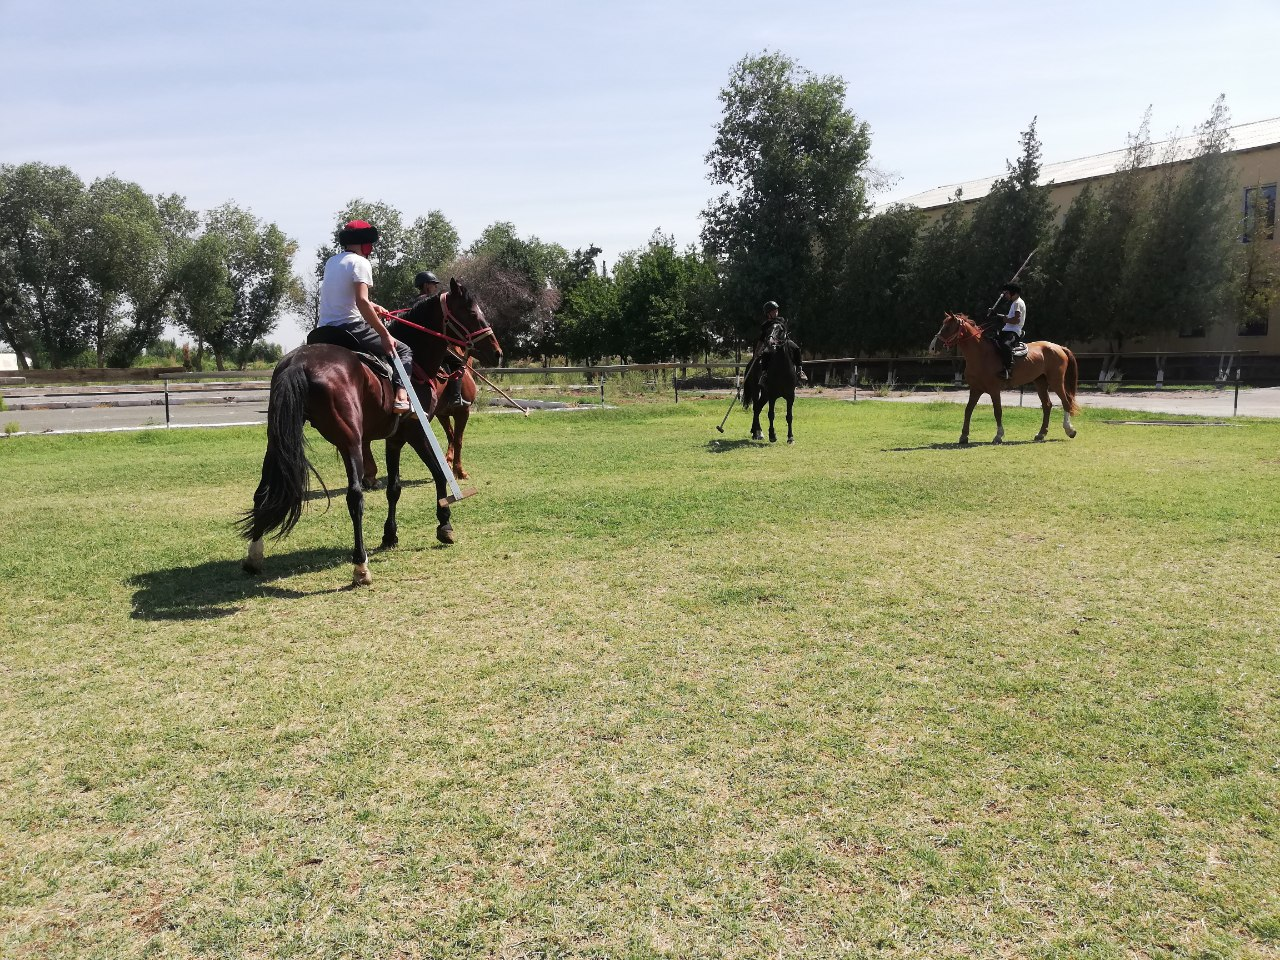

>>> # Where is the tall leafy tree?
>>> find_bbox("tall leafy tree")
[900,193,973,345]
[963,118,1056,316]
[701,51,872,343]
[830,204,923,354]
[173,232,233,370]
[0,162,91,367]
[559,268,619,364]
[1126,97,1240,344]
[612,231,715,363]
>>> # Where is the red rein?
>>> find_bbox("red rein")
[384,292,495,350]
[939,314,982,347]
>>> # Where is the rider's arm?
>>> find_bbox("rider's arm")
[354,282,396,352]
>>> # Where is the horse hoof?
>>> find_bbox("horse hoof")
[751,431,763,441]
[241,559,262,575]
[769,435,777,443]
[362,477,382,492]
[1066,428,1077,439]
[787,437,794,445]
[1034,433,1047,442]
[353,563,372,586]
[380,537,398,550]
[992,436,1003,445]
[242,540,264,574]
[958,437,969,446]
[436,524,455,545]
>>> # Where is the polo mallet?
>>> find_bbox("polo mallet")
[985,246,1039,325]
[472,368,530,416]
[388,351,476,506]
[715,356,754,433]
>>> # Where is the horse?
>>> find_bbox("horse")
[432,360,478,479]
[238,278,500,586]
[929,312,1079,445]
[742,327,797,444]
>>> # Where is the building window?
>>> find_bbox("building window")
[1178,324,1206,338]
[1243,183,1277,242]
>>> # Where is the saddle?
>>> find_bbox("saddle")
[306,326,395,382]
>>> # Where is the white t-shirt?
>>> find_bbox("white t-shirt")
[1001,297,1026,334]
[318,251,374,327]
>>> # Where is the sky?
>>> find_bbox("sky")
[2,0,1275,350]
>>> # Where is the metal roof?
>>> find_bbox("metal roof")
[888,116,1280,211]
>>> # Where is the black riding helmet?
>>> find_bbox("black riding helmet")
[1001,282,1022,295]
[414,270,441,289]
[763,300,779,312]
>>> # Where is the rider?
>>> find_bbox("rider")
[411,270,469,410]
[751,301,806,384]
[318,220,413,413]
[988,282,1027,380]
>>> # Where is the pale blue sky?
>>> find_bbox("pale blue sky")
[1,0,1273,348]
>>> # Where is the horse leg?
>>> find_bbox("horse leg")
[751,398,764,441]
[451,410,471,480]
[404,427,455,545]
[361,439,381,491]
[959,388,980,445]
[786,392,794,444]
[381,433,405,549]
[1034,376,1051,441]
[990,391,1005,445]
[343,444,372,586]
[768,396,778,443]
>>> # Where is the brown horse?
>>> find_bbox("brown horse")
[361,352,479,485]
[238,279,499,586]
[930,312,1079,445]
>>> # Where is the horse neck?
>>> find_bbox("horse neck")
[952,327,986,361]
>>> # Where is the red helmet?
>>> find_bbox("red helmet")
[337,219,379,258]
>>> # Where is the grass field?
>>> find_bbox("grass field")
[1,398,1278,959]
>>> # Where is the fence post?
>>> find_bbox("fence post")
[1234,368,1241,416]
[673,376,679,404]
[164,379,170,427]
[600,375,606,407]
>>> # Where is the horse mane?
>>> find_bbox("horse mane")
[947,313,983,341]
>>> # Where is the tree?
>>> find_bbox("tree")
[612,231,714,363]
[830,204,923,355]
[701,51,872,343]
[559,268,619,364]
[1037,183,1100,343]
[1126,97,1240,344]
[0,162,91,367]
[899,193,973,346]
[963,118,1056,316]
[176,206,299,370]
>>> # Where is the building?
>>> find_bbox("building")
[894,117,1280,356]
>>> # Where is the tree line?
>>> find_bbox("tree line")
[0,164,299,370]
[4,53,1276,370]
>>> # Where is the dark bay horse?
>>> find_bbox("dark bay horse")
[238,279,500,586]
[930,312,1079,445]
[742,331,797,443]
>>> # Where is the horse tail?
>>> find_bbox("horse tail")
[1063,348,1080,415]
[741,361,757,410]
[236,362,321,542]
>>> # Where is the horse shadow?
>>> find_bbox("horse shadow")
[885,438,1066,452]
[705,438,765,453]
[128,547,351,622]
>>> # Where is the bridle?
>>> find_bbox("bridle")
[386,291,501,361]
[935,314,980,348]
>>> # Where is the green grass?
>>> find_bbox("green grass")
[1,399,1278,958]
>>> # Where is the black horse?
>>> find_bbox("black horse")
[742,327,797,444]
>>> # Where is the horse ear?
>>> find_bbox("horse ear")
[450,277,461,295]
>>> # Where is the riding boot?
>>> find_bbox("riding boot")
[442,376,468,409]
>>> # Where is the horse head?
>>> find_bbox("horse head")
[446,277,503,366]
[398,279,503,367]
[930,312,977,353]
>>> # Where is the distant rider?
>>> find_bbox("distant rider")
[987,283,1026,380]
[411,270,469,410]
[318,220,413,413]
[751,300,806,384]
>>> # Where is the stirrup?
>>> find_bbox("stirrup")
[393,397,412,414]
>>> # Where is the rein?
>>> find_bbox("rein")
[386,292,494,350]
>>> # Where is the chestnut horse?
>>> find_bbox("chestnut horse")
[930,312,1079,445]
[238,279,499,586]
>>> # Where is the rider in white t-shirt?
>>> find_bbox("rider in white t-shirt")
[988,282,1026,380]
[317,220,413,413]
